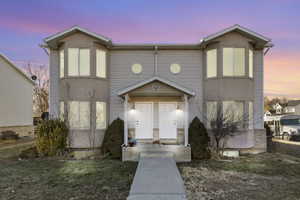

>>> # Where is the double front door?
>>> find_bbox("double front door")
[135,102,177,140]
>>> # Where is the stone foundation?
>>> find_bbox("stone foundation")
[0,125,34,137]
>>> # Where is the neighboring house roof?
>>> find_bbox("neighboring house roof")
[43,24,272,49]
[201,24,272,44]
[0,53,35,85]
[117,76,195,96]
[44,25,112,44]
[287,100,300,106]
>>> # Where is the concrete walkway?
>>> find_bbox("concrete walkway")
[127,152,187,200]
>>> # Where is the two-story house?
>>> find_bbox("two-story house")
[43,24,272,161]
[285,100,300,115]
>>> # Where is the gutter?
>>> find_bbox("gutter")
[39,44,49,56]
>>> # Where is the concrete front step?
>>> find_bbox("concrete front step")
[127,152,187,200]
[122,144,191,162]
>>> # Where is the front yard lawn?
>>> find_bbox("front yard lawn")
[1,153,300,200]
[179,153,300,200]
[0,159,137,200]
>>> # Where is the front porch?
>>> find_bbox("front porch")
[117,76,195,162]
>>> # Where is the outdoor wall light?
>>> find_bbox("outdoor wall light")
[131,103,135,110]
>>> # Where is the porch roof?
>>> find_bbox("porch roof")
[117,76,195,97]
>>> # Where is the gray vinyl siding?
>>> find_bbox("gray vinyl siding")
[109,50,203,123]
[109,51,155,121]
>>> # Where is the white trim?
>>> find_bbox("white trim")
[44,26,111,43]
[134,102,154,139]
[117,76,195,96]
[0,53,35,85]
[201,24,271,43]
[124,94,129,146]
[184,94,189,146]
[158,102,178,139]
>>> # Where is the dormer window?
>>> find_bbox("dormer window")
[68,48,90,76]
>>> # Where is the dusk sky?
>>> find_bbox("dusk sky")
[0,0,299,98]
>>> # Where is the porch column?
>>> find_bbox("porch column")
[124,94,129,146]
[184,94,189,146]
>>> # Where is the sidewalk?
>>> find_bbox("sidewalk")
[127,152,187,200]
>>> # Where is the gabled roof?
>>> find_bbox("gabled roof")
[201,24,271,43]
[287,100,300,106]
[44,26,111,44]
[117,76,195,96]
[0,53,35,85]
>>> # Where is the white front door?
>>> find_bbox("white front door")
[159,103,177,139]
[135,102,153,139]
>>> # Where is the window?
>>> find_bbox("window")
[131,64,143,74]
[69,101,90,129]
[249,101,253,129]
[68,48,90,76]
[223,48,245,76]
[60,101,64,120]
[206,101,217,129]
[222,101,244,126]
[249,49,253,78]
[96,102,107,129]
[96,49,106,78]
[60,50,64,78]
[170,63,181,74]
[206,49,217,78]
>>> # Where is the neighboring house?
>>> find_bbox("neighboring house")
[264,110,272,120]
[43,24,272,161]
[0,53,35,137]
[272,103,283,114]
[284,100,300,115]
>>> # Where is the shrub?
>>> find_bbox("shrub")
[189,117,211,160]
[0,130,19,140]
[35,119,68,156]
[101,118,124,159]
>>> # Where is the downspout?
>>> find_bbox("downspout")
[154,45,158,76]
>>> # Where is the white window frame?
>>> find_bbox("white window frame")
[68,101,90,130]
[96,102,107,130]
[60,49,64,78]
[68,48,90,76]
[96,49,107,78]
[206,49,217,78]
[249,101,253,129]
[206,101,217,129]
[223,48,245,77]
[59,101,64,121]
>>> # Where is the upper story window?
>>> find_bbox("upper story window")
[68,48,90,76]
[206,49,217,78]
[223,48,245,77]
[96,49,106,78]
[249,49,253,78]
[59,50,64,78]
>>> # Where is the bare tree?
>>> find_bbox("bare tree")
[208,104,249,154]
[25,63,49,116]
